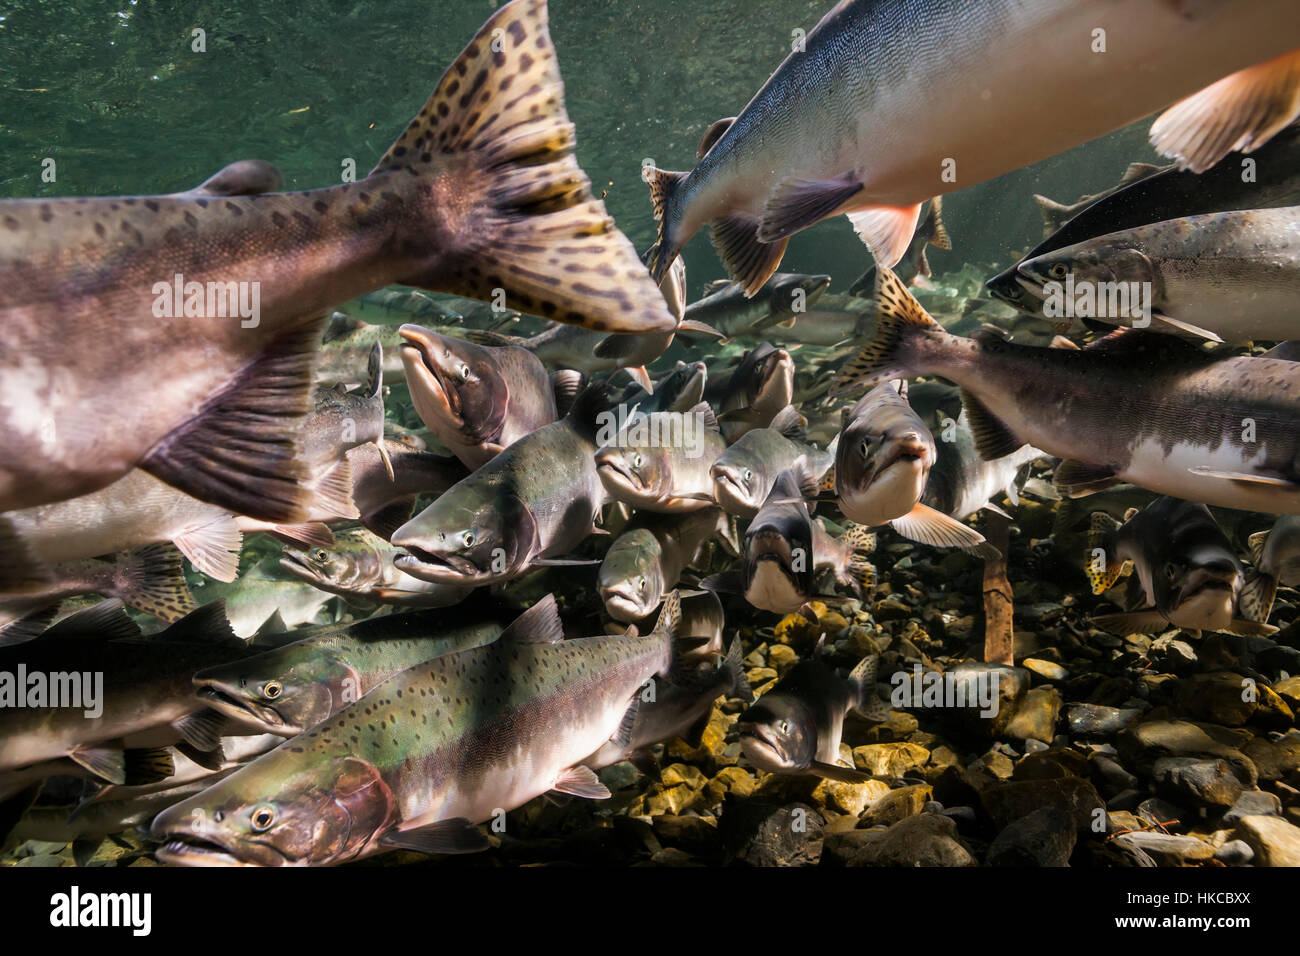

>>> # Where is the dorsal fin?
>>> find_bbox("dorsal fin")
[42,600,142,642]
[153,601,241,646]
[697,117,736,159]
[769,405,807,443]
[499,594,564,645]
[691,401,719,433]
[701,278,733,297]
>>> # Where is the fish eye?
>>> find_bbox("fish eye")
[638,576,646,593]
[742,468,753,482]
[458,362,471,381]
[250,805,275,831]
[262,680,282,700]
[462,530,476,547]
[1164,562,1179,580]
[776,719,790,735]
[315,549,328,561]
[1049,263,1069,280]
[633,453,644,469]
[1005,285,1022,300]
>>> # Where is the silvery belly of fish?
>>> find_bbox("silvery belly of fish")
[646,0,1300,293]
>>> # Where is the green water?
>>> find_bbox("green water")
[0,0,1159,296]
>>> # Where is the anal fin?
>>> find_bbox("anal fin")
[845,203,924,270]
[550,765,611,800]
[379,818,490,856]
[141,315,327,523]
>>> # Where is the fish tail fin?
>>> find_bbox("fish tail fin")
[111,543,197,623]
[645,166,690,283]
[831,267,945,397]
[840,522,877,597]
[1050,498,1079,537]
[1033,194,1072,237]
[1239,570,1278,624]
[1085,513,1125,594]
[1150,48,1300,173]
[848,654,888,720]
[926,195,951,250]
[723,636,754,703]
[374,0,673,335]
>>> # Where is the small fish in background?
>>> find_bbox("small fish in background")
[595,404,726,514]
[346,439,468,541]
[708,406,836,517]
[298,342,395,518]
[706,342,796,443]
[1031,163,1167,238]
[391,381,631,587]
[848,197,951,294]
[644,0,1300,291]
[709,460,874,616]
[152,593,694,866]
[835,380,994,555]
[598,507,737,623]
[1087,496,1276,637]
[279,528,473,610]
[737,644,887,784]
[646,360,710,415]
[0,601,256,786]
[191,560,337,639]
[986,124,1300,315]
[1241,515,1300,622]
[584,637,752,773]
[1012,205,1300,344]
[682,272,832,341]
[314,313,409,387]
[193,602,507,736]
[834,268,1300,516]
[0,543,195,647]
[399,324,565,469]
[353,288,465,325]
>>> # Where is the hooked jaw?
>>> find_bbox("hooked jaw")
[399,325,463,428]
[711,463,757,515]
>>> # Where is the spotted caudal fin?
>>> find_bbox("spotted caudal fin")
[110,543,196,623]
[1086,512,1126,594]
[722,637,754,703]
[848,655,888,722]
[1150,48,1300,173]
[839,523,876,597]
[374,0,673,335]
[831,268,945,397]
[1240,570,1278,624]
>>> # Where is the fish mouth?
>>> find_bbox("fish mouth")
[393,546,486,584]
[711,466,756,514]
[154,829,274,868]
[399,331,462,423]
[736,722,790,772]
[756,352,795,405]
[277,551,330,588]
[803,275,832,301]
[601,585,649,623]
[870,441,927,483]
[595,451,643,493]
[195,684,299,736]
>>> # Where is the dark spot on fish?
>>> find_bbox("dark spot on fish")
[225,201,243,216]
[110,203,120,211]
[3,216,19,232]
[314,200,328,214]
[145,200,159,212]
[271,211,288,228]
[184,211,198,227]
[39,204,53,223]
[195,199,208,208]
[93,222,106,238]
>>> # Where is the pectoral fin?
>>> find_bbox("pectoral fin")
[810,761,879,785]
[890,503,991,553]
[550,765,611,800]
[379,818,491,855]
